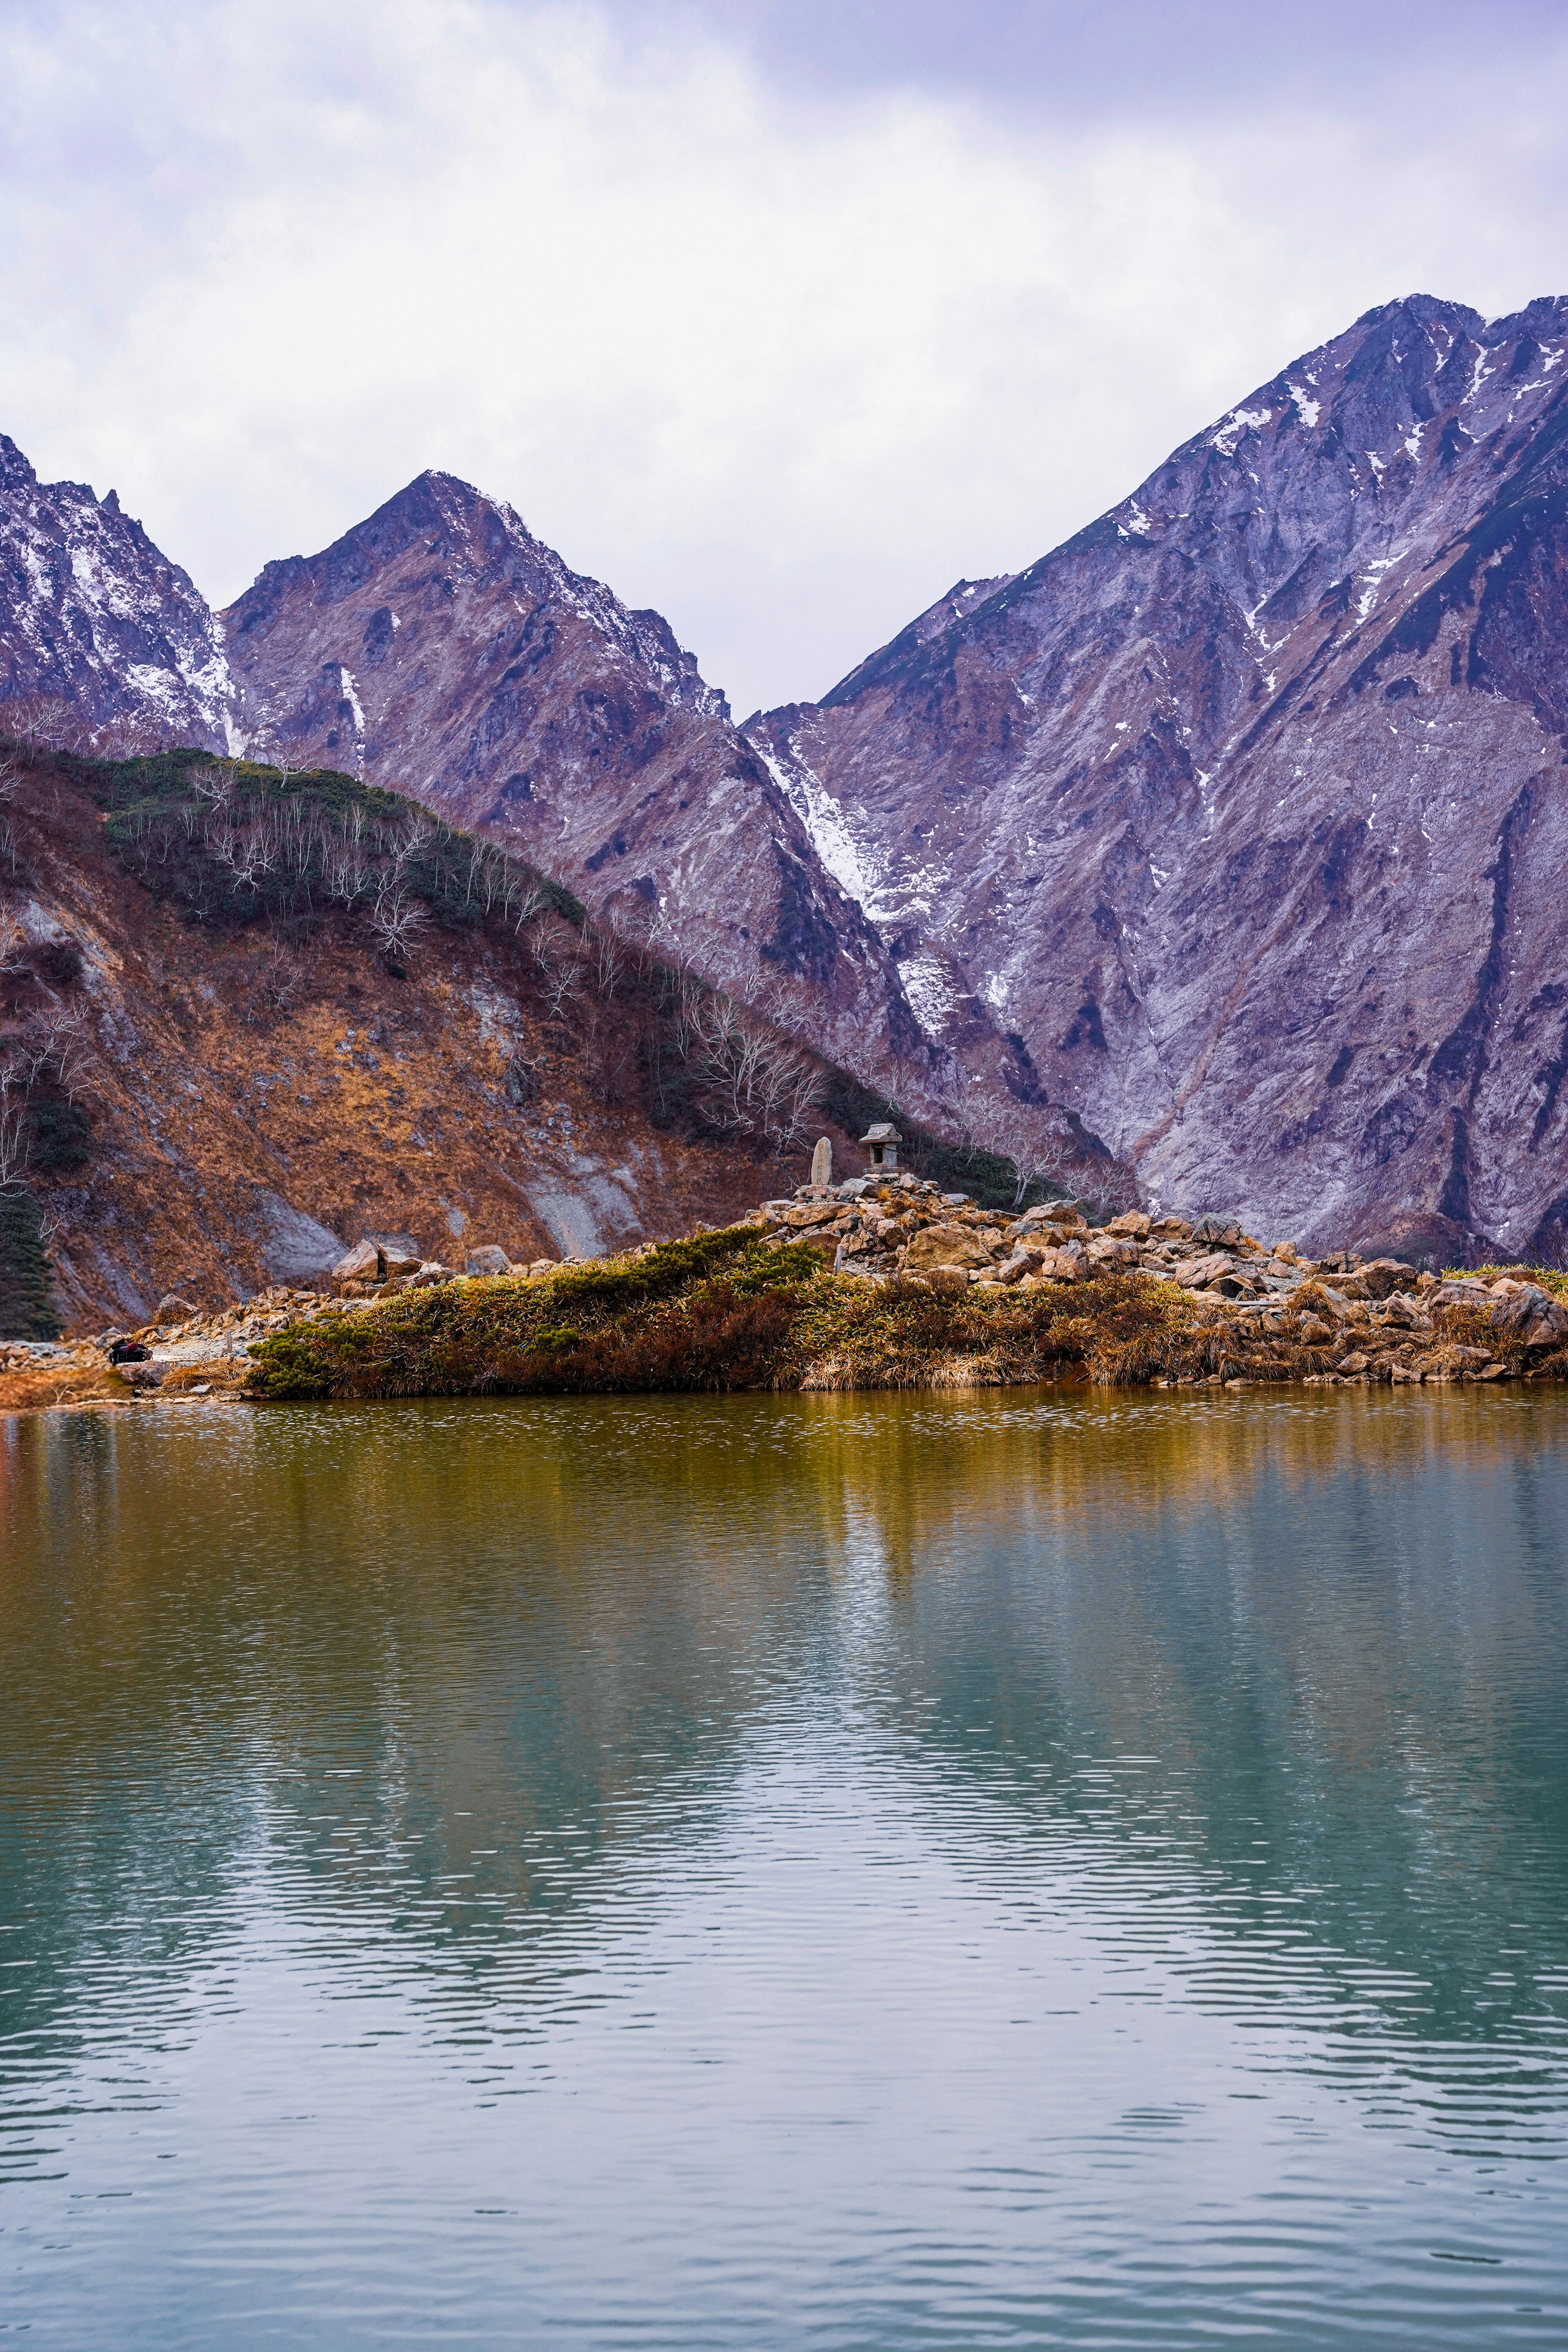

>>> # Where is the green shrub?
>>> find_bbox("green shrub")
[246,1334,336,1400]
[0,1191,59,1340]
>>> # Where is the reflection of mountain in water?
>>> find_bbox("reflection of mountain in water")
[828,1392,1568,2052]
[3,1392,1567,2118]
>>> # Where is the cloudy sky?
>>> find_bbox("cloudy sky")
[2,0,1565,715]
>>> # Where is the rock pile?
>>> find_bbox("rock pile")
[746,1174,1568,1384]
[748,1180,1314,1295]
[329,1236,560,1296]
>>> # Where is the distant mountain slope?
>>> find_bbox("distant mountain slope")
[747,295,1568,1260]
[0,437,233,752]
[218,471,926,1088]
[0,746,840,1329]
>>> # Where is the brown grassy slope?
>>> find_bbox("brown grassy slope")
[0,755,835,1330]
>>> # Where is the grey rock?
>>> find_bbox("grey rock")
[464,1246,513,1277]
[332,1241,383,1284]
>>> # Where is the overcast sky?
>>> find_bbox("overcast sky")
[3,0,1566,715]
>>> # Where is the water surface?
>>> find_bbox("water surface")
[2,1385,1566,2346]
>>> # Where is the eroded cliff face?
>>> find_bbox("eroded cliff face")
[746,295,1568,1260]
[217,472,926,1091]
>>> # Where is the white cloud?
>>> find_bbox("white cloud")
[3,0,1568,716]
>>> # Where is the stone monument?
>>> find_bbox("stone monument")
[810,1136,833,1187]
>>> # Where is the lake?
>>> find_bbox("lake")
[2,1385,1566,2347]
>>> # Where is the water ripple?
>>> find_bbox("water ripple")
[1,1386,1566,2345]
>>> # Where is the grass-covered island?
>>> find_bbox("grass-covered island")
[7,1176,1565,1411]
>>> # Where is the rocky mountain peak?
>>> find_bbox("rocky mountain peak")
[0,436,234,754]
[746,292,1568,1258]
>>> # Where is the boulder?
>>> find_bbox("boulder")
[152,1294,199,1326]
[1359,1258,1419,1300]
[1490,1285,1568,1348]
[1086,1234,1139,1267]
[903,1224,996,1275]
[1174,1252,1234,1288]
[405,1262,459,1289]
[464,1246,513,1277]
[1106,1210,1152,1238]
[1297,1314,1333,1345]
[1034,1248,1083,1283]
[1190,1215,1243,1246]
[1433,1278,1494,1309]
[369,1234,425,1279]
[785,1202,840,1229]
[922,1265,971,1296]
[332,1239,384,1285]
[1379,1293,1431,1331]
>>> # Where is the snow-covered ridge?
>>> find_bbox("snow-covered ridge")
[0,436,232,752]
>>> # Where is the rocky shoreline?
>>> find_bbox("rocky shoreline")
[4,1173,1565,1413]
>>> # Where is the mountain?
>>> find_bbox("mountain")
[0,435,234,753]
[4,293,1568,1261]
[216,472,924,1089]
[746,294,1568,1262]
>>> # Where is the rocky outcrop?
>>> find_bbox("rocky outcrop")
[746,295,1568,1263]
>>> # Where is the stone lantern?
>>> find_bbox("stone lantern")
[860,1120,902,1173]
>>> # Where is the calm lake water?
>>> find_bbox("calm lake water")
[2,1386,1567,2348]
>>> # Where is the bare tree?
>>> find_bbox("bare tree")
[385,810,437,881]
[542,944,588,1024]
[190,761,238,815]
[257,935,303,1016]
[0,1080,31,1193]
[323,803,372,906]
[677,981,823,1149]
[18,1007,93,1104]
[593,926,624,1001]
[369,876,428,964]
